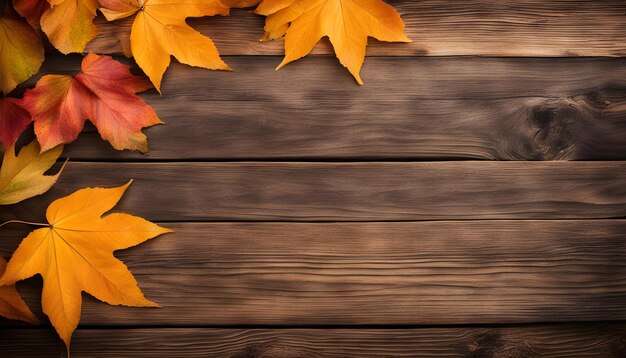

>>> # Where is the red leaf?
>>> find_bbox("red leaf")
[21,53,162,153]
[13,0,49,28]
[0,97,32,149]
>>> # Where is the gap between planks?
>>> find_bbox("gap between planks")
[2,324,626,357]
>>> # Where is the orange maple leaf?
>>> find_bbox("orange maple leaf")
[0,181,172,348]
[21,53,162,153]
[99,0,231,92]
[257,0,411,84]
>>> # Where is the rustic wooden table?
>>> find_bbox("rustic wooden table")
[2,0,626,356]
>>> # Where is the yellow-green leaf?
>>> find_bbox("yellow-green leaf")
[0,5,44,94]
[0,141,65,205]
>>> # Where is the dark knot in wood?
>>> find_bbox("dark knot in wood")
[609,335,626,357]
[467,331,542,358]
[497,88,625,160]
[527,100,577,159]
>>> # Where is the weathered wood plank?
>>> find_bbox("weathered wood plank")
[2,325,626,357]
[86,0,626,57]
[29,56,626,160]
[2,162,625,222]
[1,221,626,325]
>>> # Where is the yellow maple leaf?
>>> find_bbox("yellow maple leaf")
[258,0,410,84]
[0,181,172,348]
[42,0,100,54]
[12,0,99,54]
[0,256,38,324]
[0,5,44,94]
[99,0,231,92]
[0,141,65,205]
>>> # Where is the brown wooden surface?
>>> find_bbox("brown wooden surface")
[3,1,626,356]
[86,0,626,57]
[2,324,626,357]
[2,162,626,222]
[28,56,626,160]
[1,221,626,325]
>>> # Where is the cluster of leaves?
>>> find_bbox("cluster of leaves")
[3,0,410,96]
[1,53,161,153]
[0,0,410,353]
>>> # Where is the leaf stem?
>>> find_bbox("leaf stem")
[0,220,49,229]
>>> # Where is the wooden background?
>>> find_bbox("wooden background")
[2,0,626,356]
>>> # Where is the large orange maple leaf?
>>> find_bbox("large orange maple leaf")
[99,0,231,92]
[0,181,171,349]
[21,53,162,153]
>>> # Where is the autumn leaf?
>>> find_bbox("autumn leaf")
[221,0,261,7]
[0,4,44,94]
[0,97,32,149]
[13,0,49,28]
[47,0,99,53]
[13,0,100,53]
[0,181,172,348]
[0,256,38,324]
[99,0,231,92]
[21,53,162,153]
[254,0,295,15]
[221,0,292,12]
[257,0,410,84]
[0,140,64,205]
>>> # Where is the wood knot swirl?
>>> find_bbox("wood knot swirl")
[231,342,272,358]
[232,341,305,358]
[527,100,578,159]
[609,336,626,357]
[496,88,626,160]
[467,331,542,358]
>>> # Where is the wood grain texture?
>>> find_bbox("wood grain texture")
[3,161,625,222]
[1,221,625,326]
[29,56,625,161]
[85,0,626,57]
[9,1,626,354]
[2,324,626,357]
